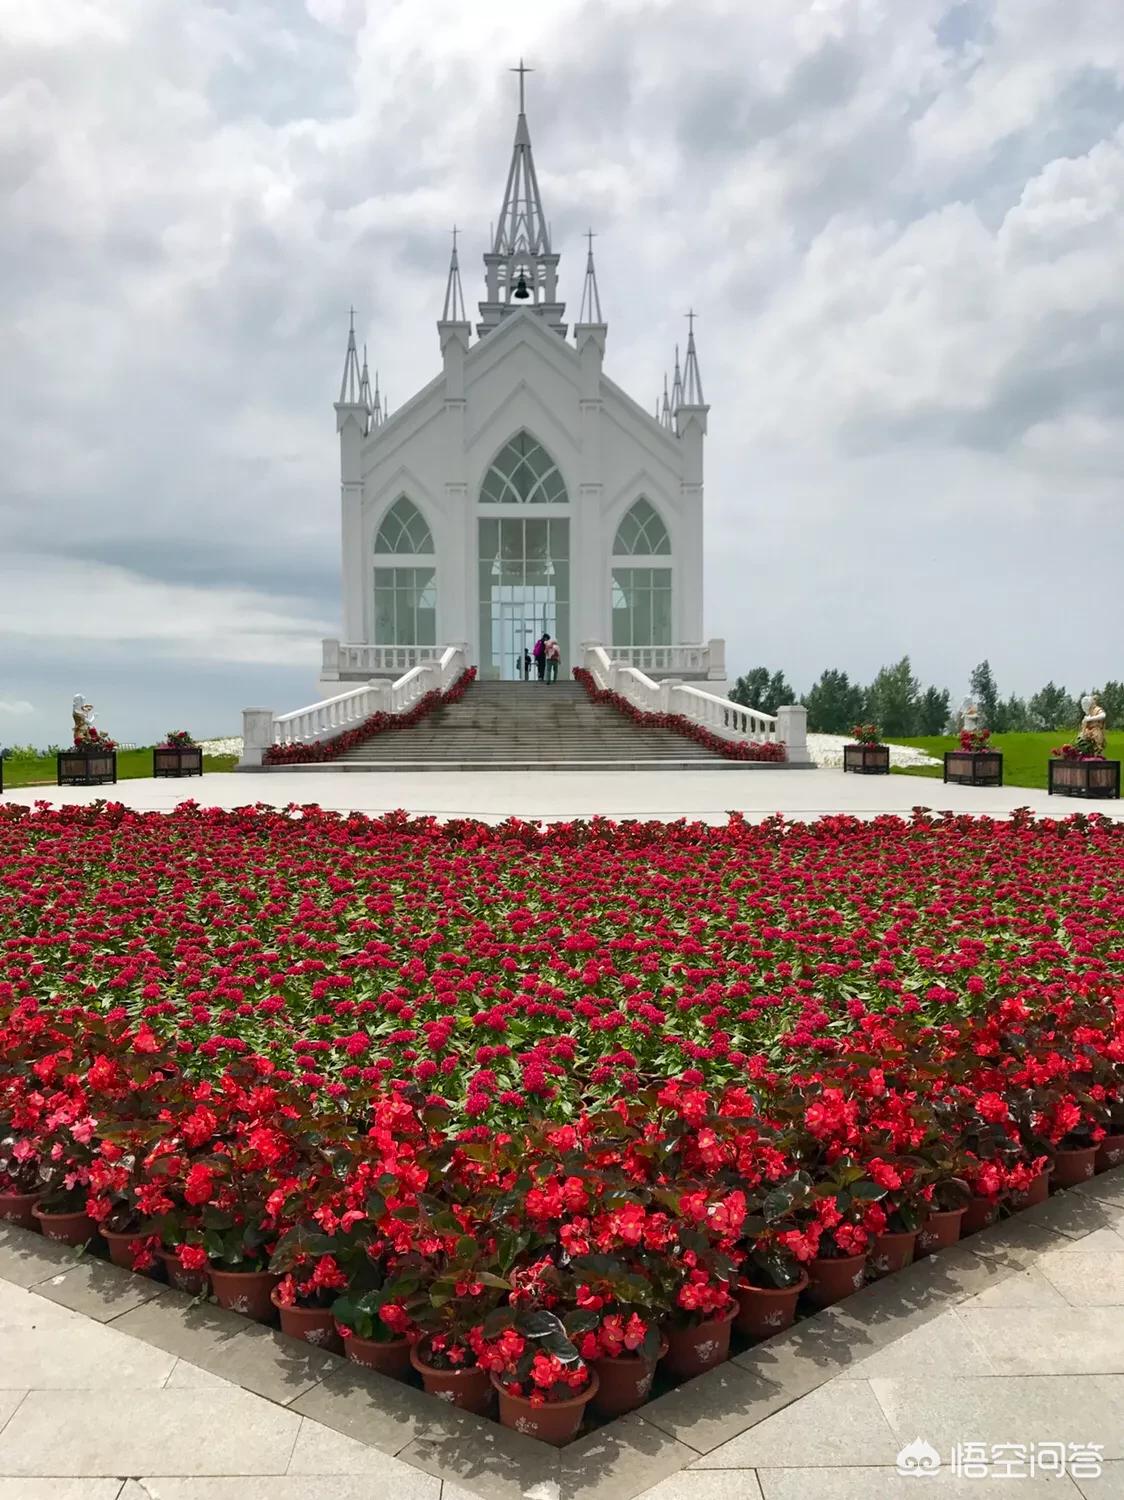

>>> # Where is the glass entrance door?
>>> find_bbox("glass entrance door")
[478,517,569,681]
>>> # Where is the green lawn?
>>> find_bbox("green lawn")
[890,730,1124,791]
[2,749,239,789]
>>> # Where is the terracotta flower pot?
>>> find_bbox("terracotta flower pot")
[0,1190,40,1230]
[868,1229,918,1278]
[661,1303,737,1379]
[491,1370,598,1446]
[1012,1165,1053,1209]
[734,1274,808,1340]
[209,1267,279,1323]
[99,1226,144,1269]
[157,1249,210,1296]
[271,1291,343,1353]
[31,1203,95,1246]
[961,1196,1002,1236]
[591,1338,668,1418]
[806,1252,867,1308]
[1052,1145,1098,1188]
[410,1341,491,1414]
[1095,1133,1124,1173]
[914,1208,966,1260]
[339,1326,412,1380]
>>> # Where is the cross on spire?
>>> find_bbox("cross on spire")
[682,309,705,407]
[686,308,697,334]
[510,58,533,113]
[578,226,603,324]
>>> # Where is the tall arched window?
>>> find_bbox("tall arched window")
[479,432,568,505]
[373,497,436,645]
[612,498,672,648]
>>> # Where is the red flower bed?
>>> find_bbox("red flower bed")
[264,668,476,765]
[572,667,786,762]
[2,805,1123,1435]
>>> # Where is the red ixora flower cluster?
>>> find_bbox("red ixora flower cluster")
[850,724,881,746]
[572,668,786,762]
[1052,741,1105,762]
[265,668,476,765]
[74,725,118,753]
[2,804,1123,1404]
[159,730,196,749]
[960,727,992,753]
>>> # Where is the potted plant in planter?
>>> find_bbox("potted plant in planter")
[944,727,1002,786]
[57,725,118,787]
[557,1253,669,1418]
[268,1231,348,1353]
[732,1223,809,1340]
[843,723,890,775]
[332,1272,421,1380]
[0,1134,41,1230]
[1048,740,1120,800]
[404,1241,515,1413]
[481,1309,598,1446]
[153,730,204,779]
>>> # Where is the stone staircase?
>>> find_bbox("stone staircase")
[322,679,744,772]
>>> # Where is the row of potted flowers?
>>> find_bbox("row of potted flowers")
[572,668,786,762]
[263,668,477,765]
[7,1125,1119,1444]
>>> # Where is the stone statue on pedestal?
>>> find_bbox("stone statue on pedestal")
[1080,694,1107,756]
[72,694,95,744]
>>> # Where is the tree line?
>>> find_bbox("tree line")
[730,659,1124,737]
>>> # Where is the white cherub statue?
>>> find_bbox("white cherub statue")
[72,693,95,743]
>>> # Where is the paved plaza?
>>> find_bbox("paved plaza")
[0,1174,1122,1499]
[5,766,1121,823]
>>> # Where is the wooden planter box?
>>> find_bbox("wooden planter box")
[944,750,1003,787]
[153,746,204,778]
[843,744,890,775]
[57,748,117,786]
[1048,758,1120,800]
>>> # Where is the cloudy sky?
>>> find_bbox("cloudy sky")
[2,0,1122,745]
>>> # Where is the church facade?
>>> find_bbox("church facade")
[321,70,721,693]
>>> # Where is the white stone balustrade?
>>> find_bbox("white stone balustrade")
[239,645,468,768]
[321,639,443,680]
[580,643,811,763]
[608,640,726,680]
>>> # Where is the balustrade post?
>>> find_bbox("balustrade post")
[706,638,726,681]
[775,704,811,764]
[237,708,274,768]
[321,638,340,678]
[659,678,683,714]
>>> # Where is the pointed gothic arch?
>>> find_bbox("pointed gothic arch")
[372,496,436,645]
[612,497,671,556]
[374,495,434,554]
[479,431,569,505]
[611,498,672,648]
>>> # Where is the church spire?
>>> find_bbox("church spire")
[338,308,362,406]
[442,226,467,323]
[371,368,383,428]
[477,62,566,338]
[358,344,373,434]
[670,344,684,412]
[682,310,705,406]
[577,229,604,325]
[660,374,672,430]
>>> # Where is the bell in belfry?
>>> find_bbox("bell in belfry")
[513,270,530,299]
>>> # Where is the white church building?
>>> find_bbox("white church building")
[317,66,728,696]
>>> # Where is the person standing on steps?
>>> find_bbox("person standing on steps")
[533,633,548,681]
[546,636,561,683]
[521,646,532,681]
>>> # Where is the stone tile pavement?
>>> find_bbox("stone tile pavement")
[5,766,1122,824]
[0,1174,1122,1499]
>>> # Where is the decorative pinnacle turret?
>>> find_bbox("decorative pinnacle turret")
[358,344,373,433]
[660,374,672,429]
[577,229,603,325]
[442,226,468,323]
[682,309,705,406]
[670,344,684,412]
[337,307,363,406]
[494,60,550,257]
[372,369,383,428]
